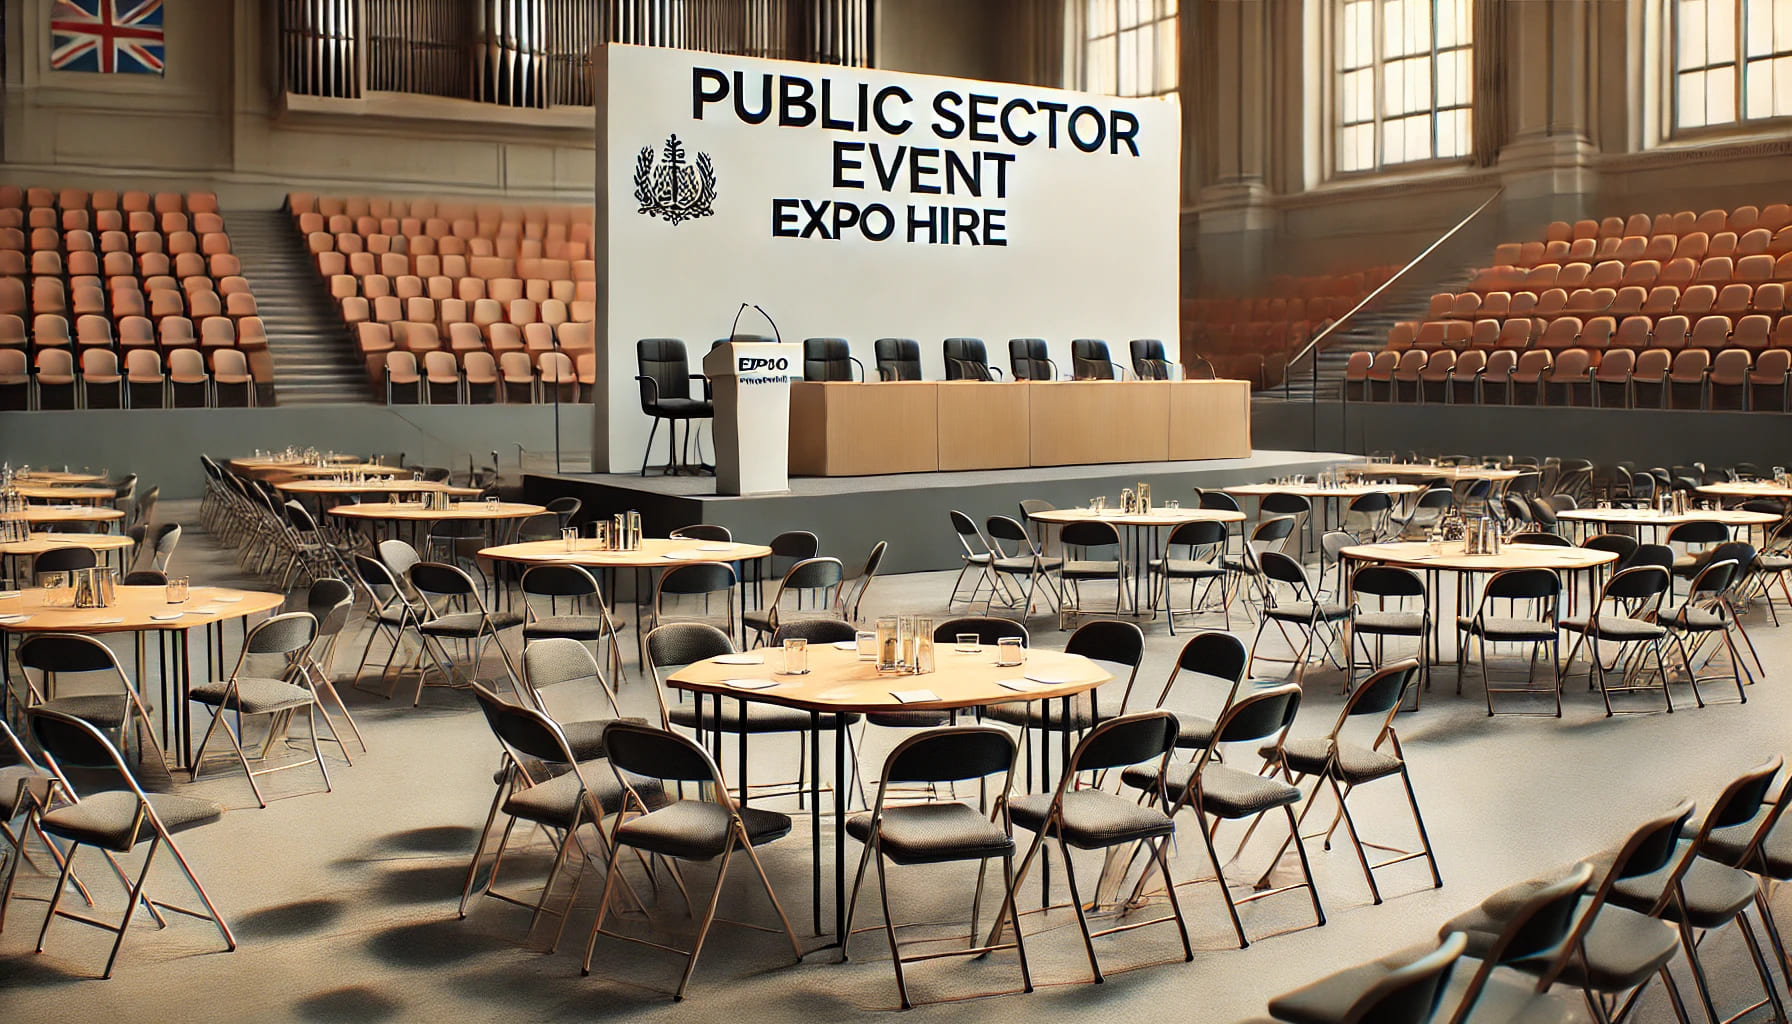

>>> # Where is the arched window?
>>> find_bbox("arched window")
[1076,0,1178,100]
[1672,0,1792,130]
[1335,0,1471,174]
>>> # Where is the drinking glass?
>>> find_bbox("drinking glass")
[166,576,190,604]
[955,632,980,653]
[486,496,501,512]
[782,637,809,675]
[561,527,578,552]
[855,630,877,661]
[996,637,1025,667]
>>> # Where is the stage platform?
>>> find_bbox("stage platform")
[524,449,1350,575]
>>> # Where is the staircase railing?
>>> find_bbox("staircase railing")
[1279,187,1504,449]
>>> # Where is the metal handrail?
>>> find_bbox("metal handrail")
[1284,187,1505,375]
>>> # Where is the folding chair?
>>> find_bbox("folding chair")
[1149,519,1228,632]
[1250,551,1349,682]
[408,560,524,697]
[1663,559,1744,707]
[983,514,1062,620]
[1265,933,1466,1024]
[188,612,335,807]
[1347,565,1431,700]
[520,563,628,686]
[1559,565,1676,715]
[1457,568,1563,717]
[24,708,234,978]
[842,727,1031,1009]
[16,632,169,774]
[581,721,804,1000]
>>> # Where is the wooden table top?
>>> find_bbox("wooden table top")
[1339,464,1525,482]
[2,506,125,523]
[230,454,363,469]
[669,642,1110,713]
[16,485,116,501]
[479,537,774,568]
[1224,482,1424,498]
[1559,507,1780,527]
[275,479,483,496]
[1698,481,1792,500]
[1028,507,1246,526]
[0,532,135,556]
[272,464,407,478]
[9,471,107,484]
[1340,541,1618,572]
[330,501,546,522]
[0,585,285,634]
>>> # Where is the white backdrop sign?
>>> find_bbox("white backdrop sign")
[593,44,1181,472]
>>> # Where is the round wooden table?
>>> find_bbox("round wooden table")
[670,641,1110,942]
[1,531,136,585]
[3,506,125,527]
[275,479,483,497]
[270,463,407,479]
[1224,481,1425,551]
[1027,506,1246,620]
[11,470,107,485]
[15,484,116,503]
[1558,507,1780,544]
[480,537,776,647]
[1341,463,1526,484]
[1698,481,1792,503]
[0,584,286,767]
[331,500,549,548]
[1339,541,1618,661]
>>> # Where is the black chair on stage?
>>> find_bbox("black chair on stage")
[1131,339,1174,379]
[1071,338,1121,380]
[635,338,712,476]
[1008,338,1057,380]
[802,338,862,381]
[943,337,1000,380]
[874,338,923,381]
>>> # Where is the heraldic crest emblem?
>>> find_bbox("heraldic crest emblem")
[635,134,717,225]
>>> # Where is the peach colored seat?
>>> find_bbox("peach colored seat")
[1586,260,1623,289]
[1660,258,1697,287]
[0,313,22,349]
[1674,232,1709,261]
[1713,283,1752,316]
[1631,348,1672,407]
[1481,349,1518,403]
[447,322,485,356]
[499,351,536,403]
[340,296,370,325]
[1427,293,1453,319]
[1667,348,1711,409]
[1733,315,1773,350]
[385,351,421,403]
[1545,221,1572,243]
[1479,292,1510,317]
[200,316,236,347]
[1696,256,1734,284]
[117,315,155,349]
[1753,282,1785,314]
[1653,315,1689,350]
[1779,253,1792,280]
[1522,263,1560,292]
[1580,316,1615,351]
[160,316,196,348]
[362,275,392,300]
[1762,204,1792,232]
[1689,316,1732,350]
[424,350,461,403]
[457,277,487,303]
[1448,349,1486,403]
[1677,284,1717,317]
[1608,286,1647,316]
[189,291,222,319]
[1543,348,1592,405]
[464,351,499,402]
[32,314,71,348]
[1418,350,1455,402]
[556,322,593,353]
[75,314,113,348]
[1564,287,1614,315]
[488,322,524,355]
[1709,231,1738,259]
[1557,262,1591,290]
[1534,288,1568,318]
[1539,317,1583,350]
[1749,348,1791,410]
[225,293,258,319]
[1641,286,1680,315]
[538,351,575,402]
[1592,347,1635,407]
[1737,254,1774,283]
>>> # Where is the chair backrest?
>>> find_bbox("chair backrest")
[1333,659,1422,728]
[670,523,732,542]
[18,632,125,684]
[802,337,856,381]
[769,529,819,560]
[1070,338,1115,379]
[1628,543,1675,571]
[1008,337,1053,380]
[770,556,845,609]
[1167,518,1228,549]
[655,560,737,598]
[636,338,693,407]
[27,706,141,777]
[1351,564,1425,600]
[1582,533,1640,564]
[771,618,856,646]
[1477,862,1595,971]
[933,616,1029,646]
[1058,519,1121,552]
[33,546,98,574]
[1208,682,1302,746]
[305,578,355,639]
[520,562,602,599]
[1130,338,1171,379]
[881,726,1016,786]
[378,538,421,580]
[1200,490,1243,513]
[644,621,735,672]
[984,513,1035,549]
[1482,567,1560,602]
[409,560,483,601]
[873,337,922,381]
[1065,709,1178,774]
[604,720,724,785]
[1509,531,1570,546]
[942,337,993,380]
[244,611,318,658]
[1598,564,1670,607]
[1328,933,1468,1024]
[470,681,576,767]
[1257,550,1312,592]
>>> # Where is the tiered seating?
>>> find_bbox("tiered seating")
[1180,266,1398,389]
[288,193,595,404]
[0,184,267,410]
[1358,204,1792,409]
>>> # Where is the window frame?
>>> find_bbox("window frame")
[1078,0,1179,101]
[1328,0,1474,180]
[1667,0,1792,137]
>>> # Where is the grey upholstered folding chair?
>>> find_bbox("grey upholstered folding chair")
[1663,559,1747,707]
[0,716,71,933]
[839,539,887,623]
[983,513,1062,619]
[947,509,1002,607]
[1558,565,1675,715]
[648,561,739,658]
[1000,710,1193,983]
[669,523,732,542]
[1056,519,1129,625]
[1438,802,1697,1024]
[1251,551,1349,682]
[1150,519,1228,632]
[16,632,169,773]
[1256,661,1439,906]
[520,563,627,685]
[188,611,334,807]
[744,555,845,645]
[582,721,804,1000]
[1456,568,1563,717]
[1603,759,1788,1024]
[348,552,431,699]
[518,638,643,762]
[1347,565,1431,701]
[1265,932,1467,1024]
[299,577,366,757]
[1135,683,1323,949]
[842,726,1030,1009]
[1223,515,1296,623]
[409,560,525,697]
[1138,630,1249,755]
[459,682,647,953]
[24,707,234,979]
[981,619,1145,790]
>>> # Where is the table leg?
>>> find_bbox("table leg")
[178,628,193,768]
[834,717,846,944]
[736,696,749,808]
[810,711,821,936]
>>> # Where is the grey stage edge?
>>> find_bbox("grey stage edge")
[523,450,1349,577]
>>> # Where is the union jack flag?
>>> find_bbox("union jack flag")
[50,0,165,76]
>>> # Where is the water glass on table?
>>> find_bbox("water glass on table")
[166,576,189,604]
[996,637,1025,667]
[782,637,809,675]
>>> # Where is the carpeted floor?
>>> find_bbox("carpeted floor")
[3,500,1789,1022]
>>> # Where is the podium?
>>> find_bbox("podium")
[703,340,802,495]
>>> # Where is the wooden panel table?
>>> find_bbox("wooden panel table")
[0,584,287,766]
[669,641,1109,941]
[1,531,136,585]
[10,471,107,485]
[789,381,939,476]
[275,480,483,498]
[3,506,125,528]
[1168,379,1252,460]
[936,381,1030,471]
[1029,381,1172,466]
[16,484,116,503]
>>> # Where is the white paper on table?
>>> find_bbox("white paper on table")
[150,613,185,621]
[890,689,939,704]
[0,614,29,624]
[714,653,764,666]
[90,617,126,624]
[1023,669,1075,684]
[723,678,779,690]
[210,594,244,603]
[998,679,1050,693]
[832,641,858,650]
[698,544,734,552]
